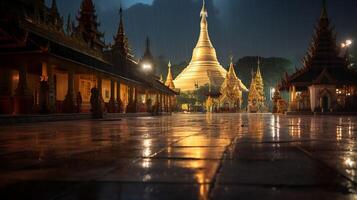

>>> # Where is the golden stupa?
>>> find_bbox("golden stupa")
[174,0,227,92]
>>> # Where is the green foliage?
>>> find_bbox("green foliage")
[193,84,220,104]
[176,92,196,107]
[176,84,220,110]
[154,55,188,79]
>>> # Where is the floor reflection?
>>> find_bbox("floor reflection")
[1,114,357,199]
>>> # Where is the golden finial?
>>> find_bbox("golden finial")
[200,0,207,18]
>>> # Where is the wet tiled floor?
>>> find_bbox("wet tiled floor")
[1,113,357,199]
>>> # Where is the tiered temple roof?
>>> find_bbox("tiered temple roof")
[220,57,248,94]
[112,6,134,62]
[281,0,357,89]
[0,0,176,96]
[74,0,105,50]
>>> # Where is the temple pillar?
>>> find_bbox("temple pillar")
[168,96,172,113]
[164,94,168,112]
[108,79,116,113]
[145,91,150,112]
[155,93,159,114]
[288,86,297,112]
[134,87,139,112]
[48,65,56,113]
[116,80,122,113]
[63,69,76,113]
[126,85,136,113]
[14,65,33,114]
[97,76,102,99]
[39,62,50,113]
[0,68,13,114]
[159,93,162,112]
[98,76,105,112]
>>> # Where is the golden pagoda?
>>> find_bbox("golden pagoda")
[248,58,266,113]
[173,0,227,92]
[219,56,248,111]
[165,61,175,90]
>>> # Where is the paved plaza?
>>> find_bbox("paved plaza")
[1,113,357,199]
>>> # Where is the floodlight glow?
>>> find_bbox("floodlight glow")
[346,40,352,46]
[142,63,152,71]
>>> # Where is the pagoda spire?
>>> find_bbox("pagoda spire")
[66,14,73,35]
[321,0,328,19]
[48,0,63,30]
[143,36,153,59]
[196,0,212,48]
[256,57,262,78]
[75,0,104,50]
[113,5,133,60]
[227,56,236,77]
[165,61,175,89]
[50,0,58,13]
[200,0,207,18]
[140,36,155,75]
[114,6,125,44]
[301,0,344,69]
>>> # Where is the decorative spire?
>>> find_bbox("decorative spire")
[145,37,150,54]
[113,5,133,60]
[66,14,73,35]
[200,0,208,18]
[48,0,63,30]
[75,0,104,50]
[165,61,175,89]
[114,6,124,43]
[143,36,153,59]
[51,0,58,13]
[228,55,235,75]
[300,0,344,69]
[256,57,262,77]
[321,0,328,19]
[141,36,155,74]
[196,0,212,48]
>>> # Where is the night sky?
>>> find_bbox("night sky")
[48,0,357,66]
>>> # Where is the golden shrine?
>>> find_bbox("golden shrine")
[248,58,267,113]
[219,57,248,111]
[173,0,227,92]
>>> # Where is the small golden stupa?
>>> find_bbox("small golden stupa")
[174,0,227,92]
[165,61,175,90]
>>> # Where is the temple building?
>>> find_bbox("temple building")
[219,57,248,112]
[280,1,357,113]
[248,58,267,113]
[173,0,227,92]
[0,0,176,115]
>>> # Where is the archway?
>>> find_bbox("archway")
[322,96,329,112]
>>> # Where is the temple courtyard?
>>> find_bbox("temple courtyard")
[1,113,357,199]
